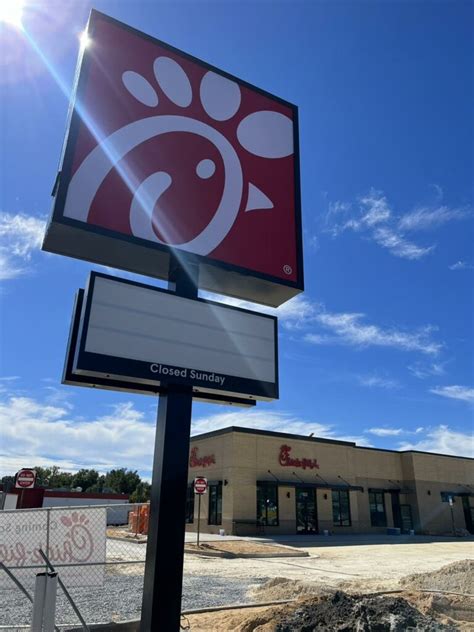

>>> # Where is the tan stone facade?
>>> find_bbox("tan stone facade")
[185,427,474,536]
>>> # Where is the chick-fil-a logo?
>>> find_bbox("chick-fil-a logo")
[56,12,299,283]
[0,508,106,588]
[189,447,216,468]
[0,512,95,568]
[279,444,319,470]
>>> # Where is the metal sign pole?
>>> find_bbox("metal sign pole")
[197,493,201,548]
[140,257,198,632]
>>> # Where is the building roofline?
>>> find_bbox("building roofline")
[191,426,473,461]
[191,426,356,446]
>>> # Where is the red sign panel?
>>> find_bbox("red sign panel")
[15,469,36,489]
[43,10,303,306]
[194,477,208,494]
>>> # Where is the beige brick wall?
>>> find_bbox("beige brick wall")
[185,429,473,535]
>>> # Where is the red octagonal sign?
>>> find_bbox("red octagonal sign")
[43,10,303,307]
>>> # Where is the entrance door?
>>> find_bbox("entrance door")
[296,487,318,533]
[462,497,474,534]
[391,491,402,529]
[400,504,413,533]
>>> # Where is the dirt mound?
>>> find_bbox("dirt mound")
[403,591,474,630]
[400,560,474,594]
[270,591,456,631]
[251,577,331,602]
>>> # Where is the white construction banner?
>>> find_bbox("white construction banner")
[0,507,106,588]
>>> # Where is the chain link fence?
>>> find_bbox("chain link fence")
[1,503,148,628]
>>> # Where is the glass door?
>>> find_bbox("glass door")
[296,487,318,533]
[400,504,413,532]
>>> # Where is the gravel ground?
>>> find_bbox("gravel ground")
[0,569,264,627]
[1,536,471,628]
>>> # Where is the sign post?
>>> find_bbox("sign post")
[194,477,208,548]
[140,258,198,632]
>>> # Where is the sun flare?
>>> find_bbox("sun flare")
[0,0,25,28]
[79,30,91,50]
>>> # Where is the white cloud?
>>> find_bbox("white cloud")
[208,293,442,358]
[306,309,441,355]
[408,362,445,379]
[358,375,399,389]
[366,427,403,436]
[0,394,373,477]
[233,296,444,356]
[430,385,474,403]
[191,408,371,446]
[0,212,46,280]
[306,233,319,252]
[325,189,469,261]
[359,189,392,226]
[371,226,434,260]
[328,200,352,218]
[398,425,474,458]
[449,260,474,271]
[399,206,470,231]
[0,396,156,477]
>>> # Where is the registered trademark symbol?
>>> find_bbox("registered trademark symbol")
[283,264,292,275]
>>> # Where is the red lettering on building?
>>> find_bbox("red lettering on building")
[189,447,216,468]
[279,444,319,470]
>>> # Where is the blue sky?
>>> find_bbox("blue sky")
[1,0,472,479]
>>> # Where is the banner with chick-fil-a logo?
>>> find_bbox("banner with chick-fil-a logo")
[0,507,106,587]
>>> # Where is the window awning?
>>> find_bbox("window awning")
[368,486,414,494]
[257,480,364,492]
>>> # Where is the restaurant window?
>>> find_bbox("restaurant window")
[257,482,279,526]
[332,489,351,526]
[185,483,194,523]
[369,490,387,527]
[441,492,455,503]
[208,482,222,525]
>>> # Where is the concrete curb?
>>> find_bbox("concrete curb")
[184,547,309,558]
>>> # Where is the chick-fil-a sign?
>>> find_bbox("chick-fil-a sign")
[279,444,319,470]
[0,508,106,588]
[189,447,216,468]
[43,10,303,307]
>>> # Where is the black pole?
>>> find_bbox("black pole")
[197,493,201,548]
[140,255,198,632]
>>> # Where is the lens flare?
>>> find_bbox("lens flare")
[0,0,25,29]
[79,30,90,50]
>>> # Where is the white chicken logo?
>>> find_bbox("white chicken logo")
[63,56,294,257]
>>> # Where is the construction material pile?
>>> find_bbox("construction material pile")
[400,560,474,594]
[270,591,456,631]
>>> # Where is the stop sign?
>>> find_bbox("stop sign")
[194,477,208,495]
[15,469,36,489]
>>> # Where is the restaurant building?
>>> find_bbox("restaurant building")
[185,426,474,536]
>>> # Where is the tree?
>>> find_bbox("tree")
[130,481,151,503]
[33,466,73,489]
[104,468,141,495]
[1,475,15,491]
[72,469,99,492]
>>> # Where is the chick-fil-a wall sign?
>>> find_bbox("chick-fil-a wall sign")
[43,10,303,307]
[279,445,319,470]
[189,447,216,468]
